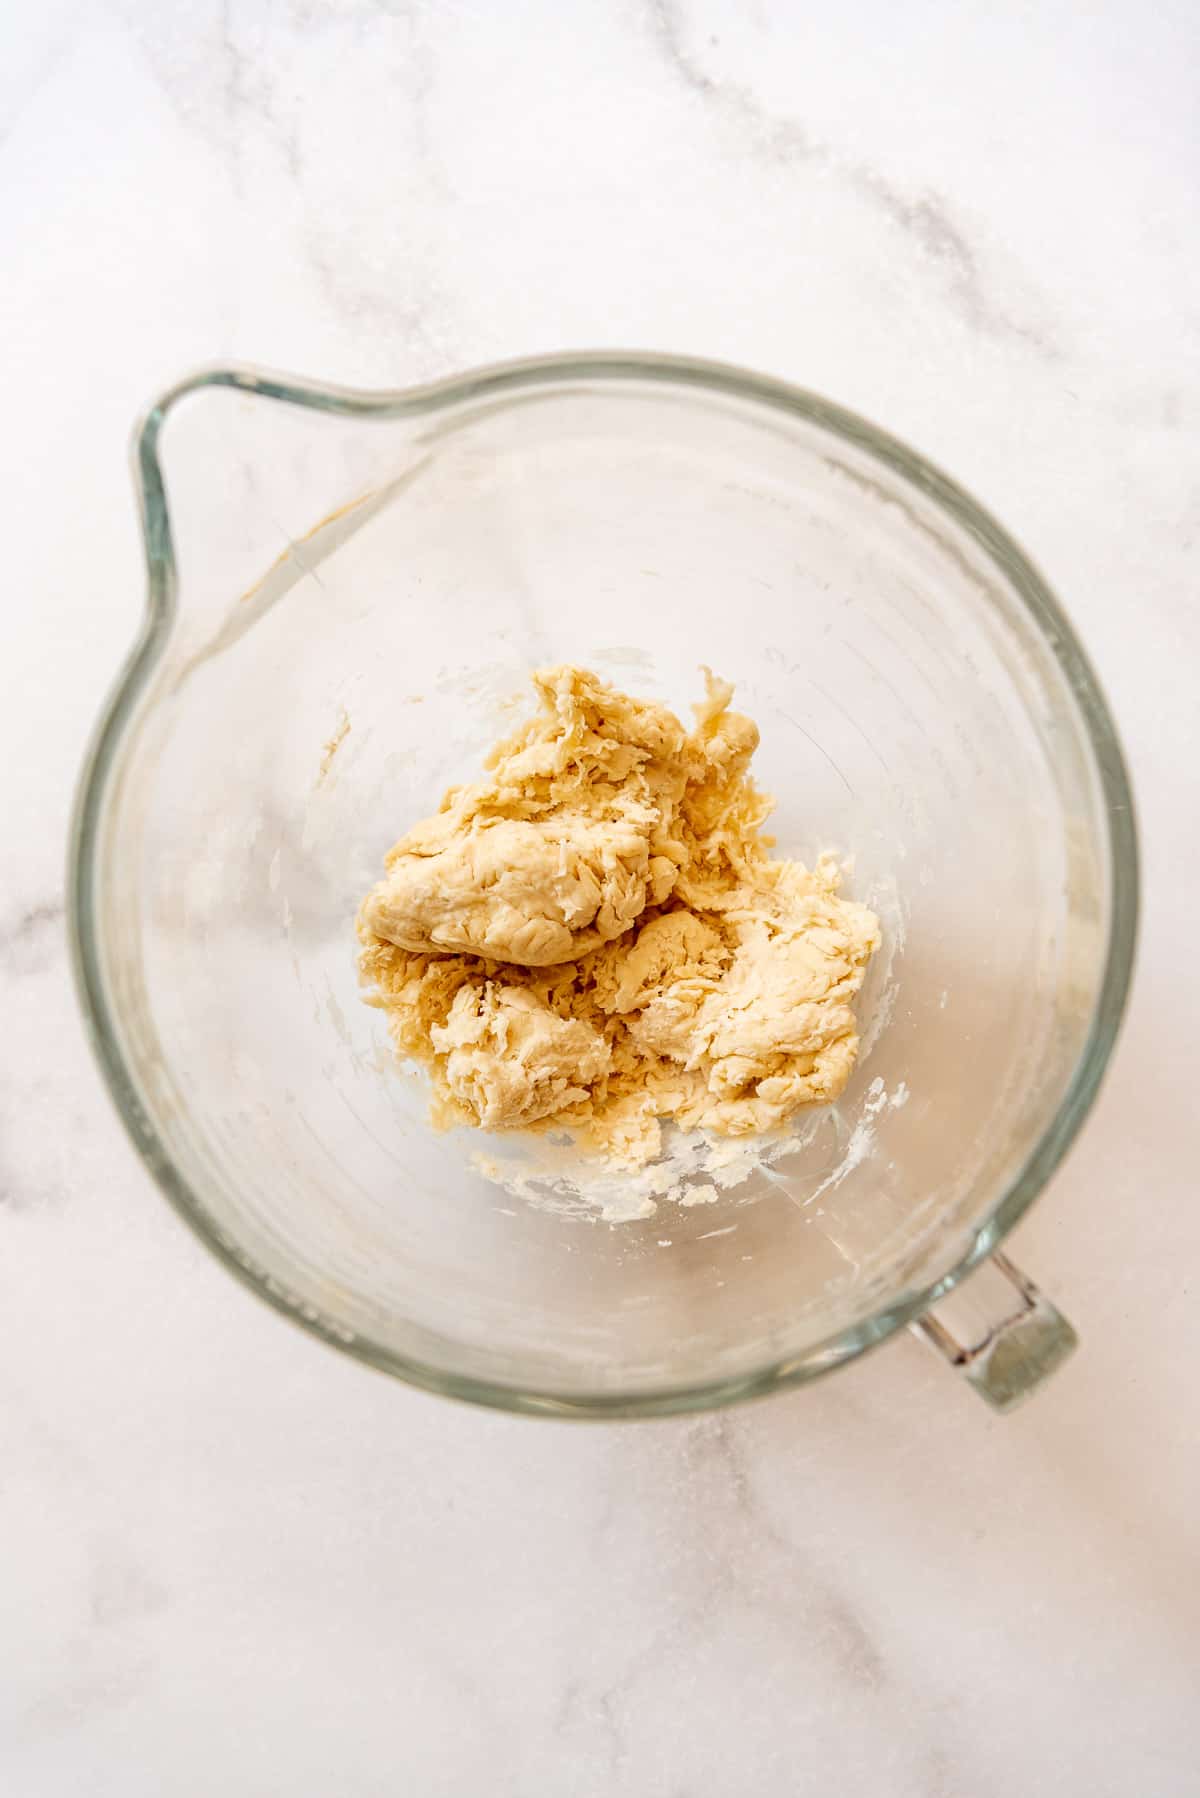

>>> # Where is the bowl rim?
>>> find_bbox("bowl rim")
[68,350,1140,1418]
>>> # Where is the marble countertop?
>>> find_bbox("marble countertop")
[3,2,1198,1791]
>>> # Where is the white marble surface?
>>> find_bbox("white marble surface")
[2,2,1198,1791]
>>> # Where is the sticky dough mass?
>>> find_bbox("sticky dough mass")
[357,666,881,1169]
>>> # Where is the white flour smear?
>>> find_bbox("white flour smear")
[798,1076,910,1214]
[471,1074,909,1223]
[470,1102,866,1224]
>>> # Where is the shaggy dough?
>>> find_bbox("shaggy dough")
[358,666,880,1169]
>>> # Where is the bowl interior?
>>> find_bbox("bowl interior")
[82,366,1128,1408]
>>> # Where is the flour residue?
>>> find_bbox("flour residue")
[470,1071,911,1224]
[471,1107,825,1223]
[467,1121,805,1222]
[800,1075,910,1212]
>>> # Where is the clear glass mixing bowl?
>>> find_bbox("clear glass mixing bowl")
[70,355,1137,1416]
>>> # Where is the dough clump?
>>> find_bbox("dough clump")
[358,666,880,1168]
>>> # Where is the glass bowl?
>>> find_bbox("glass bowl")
[69,354,1138,1416]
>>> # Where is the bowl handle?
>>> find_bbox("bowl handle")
[909,1251,1077,1411]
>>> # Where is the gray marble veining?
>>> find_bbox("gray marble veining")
[645,0,1061,353]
